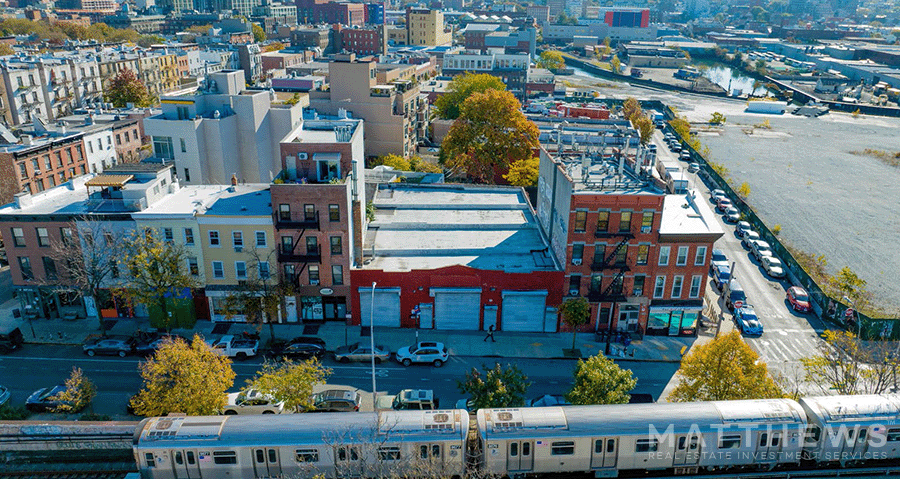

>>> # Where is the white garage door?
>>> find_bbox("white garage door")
[501,291,548,332]
[358,288,401,327]
[432,289,481,330]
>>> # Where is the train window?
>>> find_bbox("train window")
[888,429,900,442]
[378,447,401,461]
[719,435,741,449]
[421,445,429,459]
[186,451,196,465]
[808,426,821,442]
[594,440,603,454]
[678,437,686,450]
[635,439,658,453]
[175,451,184,465]
[772,435,781,447]
[551,441,575,456]
[433,445,441,457]
[144,453,155,468]
[522,442,530,456]
[607,439,615,453]
[268,449,277,463]
[256,450,265,463]
[213,451,238,465]
[758,433,768,447]
[296,449,319,463]
[848,430,856,441]
[338,448,347,461]
[858,429,867,443]
[510,443,518,457]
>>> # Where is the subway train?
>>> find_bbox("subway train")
[133,394,900,479]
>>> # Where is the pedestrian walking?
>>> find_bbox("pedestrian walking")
[484,324,496,342]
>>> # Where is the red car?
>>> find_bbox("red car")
[786,286,811,312]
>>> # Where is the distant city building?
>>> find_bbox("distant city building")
[406,8,452,46]
[442,52,531,98]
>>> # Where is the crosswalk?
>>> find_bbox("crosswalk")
[747,329,825,364]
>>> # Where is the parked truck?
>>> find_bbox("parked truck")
[207,335,258,360]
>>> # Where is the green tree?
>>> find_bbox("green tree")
[709,111,727,125]
[632,115,654,145]
[251,23,266,42]
[737,182,751,198]
[247,358,331,412]
[537,50,565,70]
[136,34,165,48]
[105,68,152,108]
[801,330,900,395]
[131,335,236,416]
[829,266,868,306]
[434,73,506,120]
[503,157,539,186]
[610,55,621,73]
[458,363,531,410]
[0,43,14,56]
[668,330,782,402]
[224,249,290,340]
[117,229,202,331]
[441,89,539,183]
[559,297,590,350]
[51,367,96,414]
[566,355,637,405]
[408,156,442,173]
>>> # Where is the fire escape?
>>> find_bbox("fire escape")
[275,210,321,287]
[588,227,632,303]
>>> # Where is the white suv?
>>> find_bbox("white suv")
[223,389,284,415]
[395,341,449,367]
[751,240,774,261]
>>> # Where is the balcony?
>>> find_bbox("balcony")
[590,261,630,272]
[587,288,628,303]
[594,229,635,239]
[277,250,321,263]
[275,211,319,230]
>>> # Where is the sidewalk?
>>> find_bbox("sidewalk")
[0,297,696,363]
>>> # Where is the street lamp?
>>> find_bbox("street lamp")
[370,282,377,404]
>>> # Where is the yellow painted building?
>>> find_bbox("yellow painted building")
[407,9,452,46]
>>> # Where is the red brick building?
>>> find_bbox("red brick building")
[0,132,88,205]
[334,25,388,56]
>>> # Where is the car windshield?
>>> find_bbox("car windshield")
[769,259,782,267]
[712,251,727,262]
[794,290,809,301]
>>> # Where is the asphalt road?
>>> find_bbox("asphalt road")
[0,345,677,418]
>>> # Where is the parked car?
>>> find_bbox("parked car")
[735,305,763,336]
[395,341,449,367]
[83,336,136,357]
[207,335,258,360]
[680,151,692,161]
[133,335,186,356]
[310,389,361,412]
[688,162,699,173]
[786,286,811,313]
[761,256,785,278]
[0,327,24,354]
[735,221,753,238]
[378,389,439,411]
[267,337,327,361]
[223,389,284,415]
[723,207,740,223]
[26,385,82,412]
[712,264,732,291]
[527,394,571,407]
[751,240,774,261]
[716,197,733,212]
[670,142,682,153]
[710,189,725,202]
[333,342,391,364]
[710,248,729,272]
[741,230,761,249]
[0,384,9,407]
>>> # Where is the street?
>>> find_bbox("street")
[0,344,678,418]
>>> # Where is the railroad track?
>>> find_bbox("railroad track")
[0,463,136,479]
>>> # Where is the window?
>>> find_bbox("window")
[184,228,194,246]
[658,246,670,266]
[212,261,224,279]
[18,257,33,280]
[694,246,707,266]
[232,231,243,249]
[42,257,57,280]
[281,236,293,254]
[296,449,319,462]
[235,261,247,279]
[183,168,191,182]
[255,231,266,248]
[689,275,702,298]
[635,439,659,453]
[304,204,315,221]
[633,275,645,296]
[306,236,318,254]
[613,244,627,265]
[619,211,632,232]
[641,211,654,231]
[188,257,199,276]
[719,435,742,449]
[671,275,684,298]
[43,155,52,171]
[60,227,74,245]
[636,244,649,265]
[180,138,186,152]
[653,276,666,299]
[332,265,343,285]
[152,136,174,159]
[887,428,900,442]
[551,441,575,455]
[66,149,73,164]
[209,230,220,246]
[279,204,291,221]
[36,228,49,247]
[378,446,401,460]
[163,228,174,244]
[18,163,27,179]
[116,134,121,145]
[573,211,586,232]
[329,204,340,222]
[596,211,609,232]
[144,452,155,467]
[572,243,583,262]
[676,246,689,266]
[47,176,55,188]
[568,274,581,293]
[12,227,25,247]
[330,236,342,255]
[212,451,237,465]
[308,265,320,283]
[259,262,270,279]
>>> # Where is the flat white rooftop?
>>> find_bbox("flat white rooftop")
[364,185,557,273]
[659,190,724,236]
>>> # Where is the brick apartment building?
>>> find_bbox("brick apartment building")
[0,131,88,205]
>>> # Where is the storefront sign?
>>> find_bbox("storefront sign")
[319,288,334,295]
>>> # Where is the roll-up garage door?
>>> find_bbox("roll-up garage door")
[358,288,401,327]
[432,289,481,330]
[501,291,548,332]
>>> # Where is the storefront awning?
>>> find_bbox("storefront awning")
[84,174,134,188]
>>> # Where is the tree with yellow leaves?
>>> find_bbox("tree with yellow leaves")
[536,50,565,70]
[247,358,332,412]
[130,335,236,416]
[434,73,506,120]
[117,229,201,331]
[51,367,96,414]
[441,89,539,183]
[668,330,782,402]
[503,157,539,186]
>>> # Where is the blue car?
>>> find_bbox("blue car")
[735,305,763,336]
[711,264,731,291]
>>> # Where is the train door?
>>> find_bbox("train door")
[419,443,444,470]
[851,427,868,460]
[591,437,618,469]
[757,431,782,464]
[252,448,283,477]
[506,440,533,472]
[673,434,700,466]
[171,450,201,478]
[335,445,362,477]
